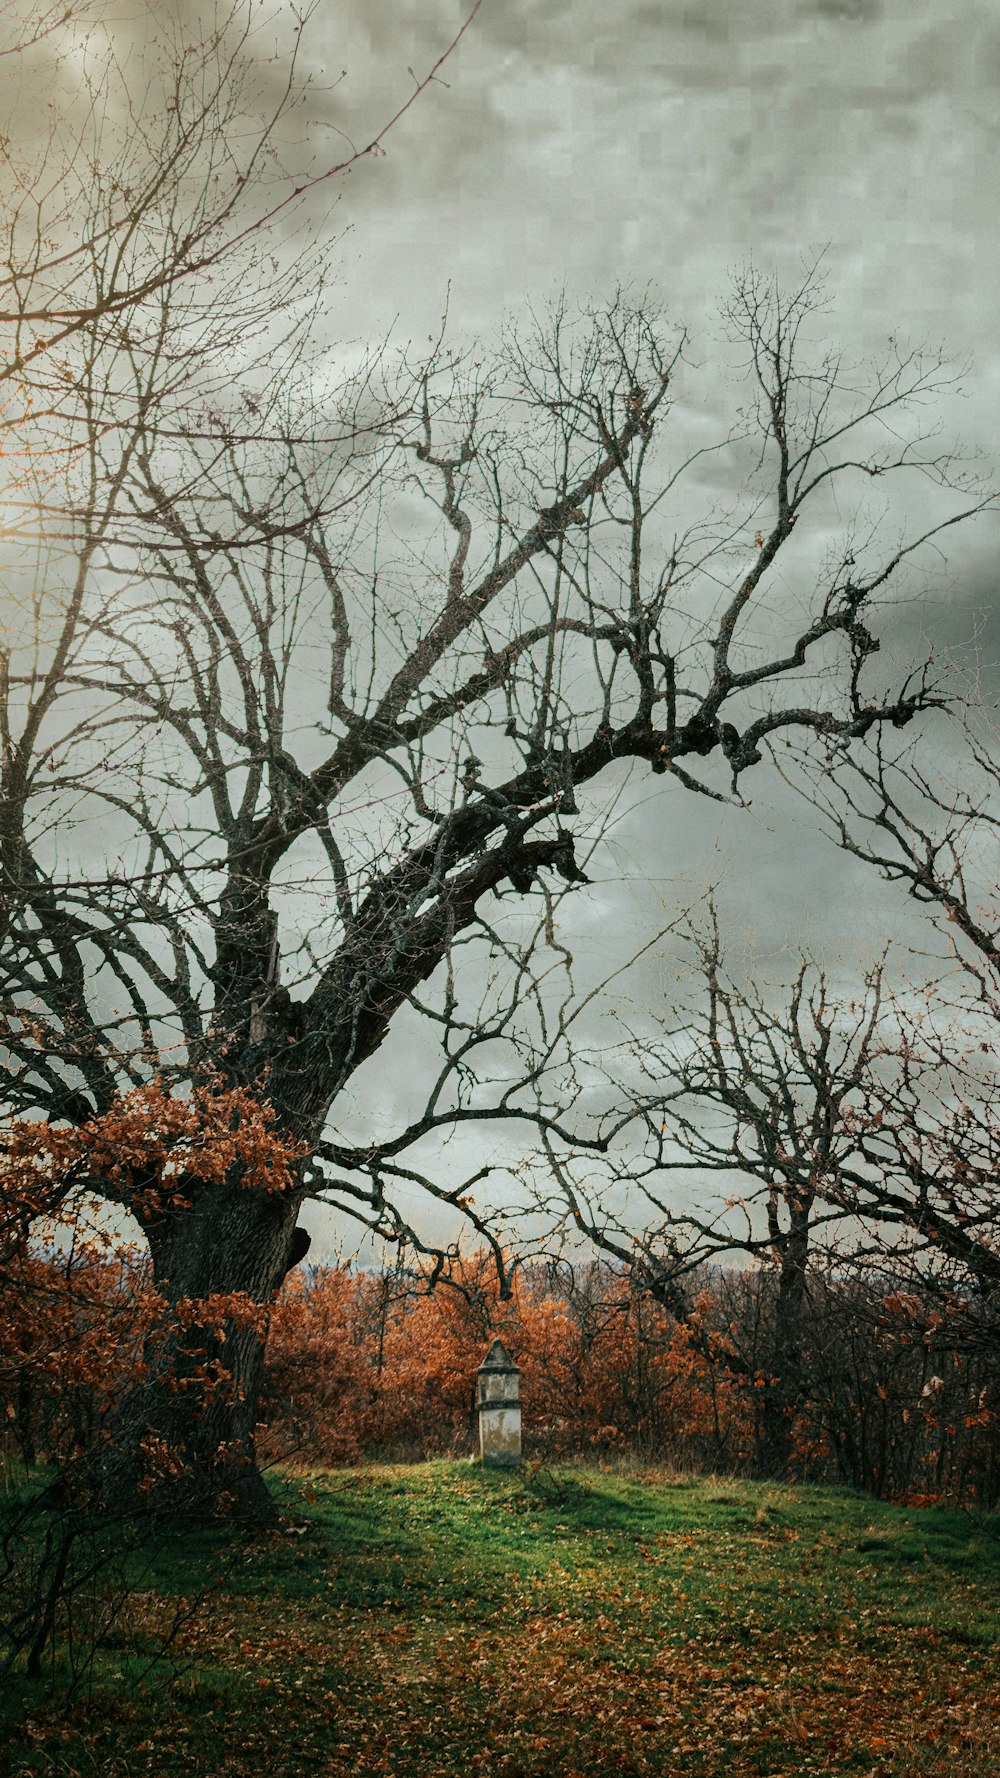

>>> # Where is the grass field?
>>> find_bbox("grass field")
[3,1462,999,1777]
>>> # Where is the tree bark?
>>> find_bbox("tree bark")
[94,1184,303,1525]
[759,1194,813,1475]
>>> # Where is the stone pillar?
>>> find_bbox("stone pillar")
[476,1338,521,1468]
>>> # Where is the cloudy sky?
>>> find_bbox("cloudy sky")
[309,0,997,935]
[323,2,996,380]
[257,0,995,1253]
[6,1,997,1256]
[314,0,998,825]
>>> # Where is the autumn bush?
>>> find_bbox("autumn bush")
[4,1233,997,1508]
[259,1255,741,1471]
[792,1275,1000,1507]
[1,1078,302,1494]
[0,1077,303,1681]
[256,1253,999,1505]
[1,1134,153,1483]
[0,1240,155,1475]
[682,1264,1000,1506]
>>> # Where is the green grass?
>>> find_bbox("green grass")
[3,1462,999,1777]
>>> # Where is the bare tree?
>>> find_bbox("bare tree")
[0,0,484,465]
[793,703,1000,966]
[778,664,1000,1315]
[550,889,1000,1473]
[537,914,890,1461]
[1,199,992,1517]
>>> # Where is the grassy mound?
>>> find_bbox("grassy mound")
[4,1462,999,1776]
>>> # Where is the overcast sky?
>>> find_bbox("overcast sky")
[7,1,998,1257]
[313,0,999,805]
[260,0,996,1255]
[323,2,997,380]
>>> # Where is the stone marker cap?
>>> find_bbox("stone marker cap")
[478,1337,519,1374]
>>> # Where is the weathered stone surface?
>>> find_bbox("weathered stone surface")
[477,1338,521,1467]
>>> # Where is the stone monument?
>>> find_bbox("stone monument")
[476,1338,521,1467]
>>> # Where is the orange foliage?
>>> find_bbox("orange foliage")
[259,1255,754,1471]
[7,1232,999,1507]
[0,1242,157,1462]
[3,1076,305,1229]
[257,1257,1000,1505]
[3,1077,997,1510]
[1,1080,303,1476]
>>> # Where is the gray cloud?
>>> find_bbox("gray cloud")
[4,0,996,1257]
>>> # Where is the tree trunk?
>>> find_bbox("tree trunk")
[760,1195,813,1474]
[94,1183,302,1525]
[15,1369,36,1466]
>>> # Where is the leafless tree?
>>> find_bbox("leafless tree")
[0,0,484,466]
[779,658,1000,1318]
[536,914,889,1459]
[793,701,1000,966]
[1,177,993,1517]
[547,889,1000,1470]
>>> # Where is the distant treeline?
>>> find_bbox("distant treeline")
[5,1247,996,1508]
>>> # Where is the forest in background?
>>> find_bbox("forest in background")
[5,1245,998,1510]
